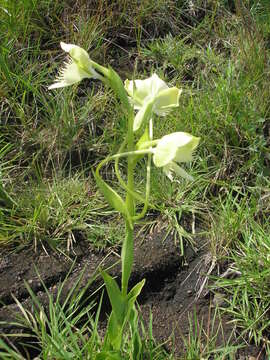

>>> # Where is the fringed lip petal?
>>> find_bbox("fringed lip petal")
[48,61,91,89]
[49,42,99,90]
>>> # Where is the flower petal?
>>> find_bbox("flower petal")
[174,134,200,163]
[163,162,194,181]
[154,87,182,115]
[153,132,200,167]
[49,42,102,90]
[48,62,90,89]
[124,79,151,107]
[150,73,168,95]
[60,42,91,69]
[133,100,154,132]
[124,73,168,108]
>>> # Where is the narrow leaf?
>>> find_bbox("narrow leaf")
[108,67,131,112]
[130,307,142,360]
[94,171,130,219]
[100,270,127,326]
[103,312,123,351]
[127,279,145,303]
[0,182,17,208]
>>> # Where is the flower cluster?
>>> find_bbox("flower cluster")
[49,43,200,180]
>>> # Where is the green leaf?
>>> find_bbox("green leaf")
[136,127,150,151]
[107,67,131,112]
[124,280,145,339]
[130,307,142,360]
[101,270,127,326]
[103,312,123,351]
[127,279,145,303]
[121,222,134,296]
[95,350,124,360]
[94,170,131,221]
[0,52,14,89]
[131,127,150,165]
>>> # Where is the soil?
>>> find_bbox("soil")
[0,227,263,359]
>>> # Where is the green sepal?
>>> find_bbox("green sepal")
[107,66,131,113]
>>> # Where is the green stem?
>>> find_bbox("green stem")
[121,218,134,296]
[111,148,152,160]
[96,147,155,209]
[121,112,135,296]
[96,149,152,173]
[132,151,151,221]
[114,141,152,207]
[133,119,153,221]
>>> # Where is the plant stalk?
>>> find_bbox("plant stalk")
[121,111,135,296]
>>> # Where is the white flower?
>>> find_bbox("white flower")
[124,74,182,131]
[48,42,101,89]
[153,132,200,181]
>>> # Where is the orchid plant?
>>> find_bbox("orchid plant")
[49,42,200,359]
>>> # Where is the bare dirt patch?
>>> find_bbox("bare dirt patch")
[0,228,263,358]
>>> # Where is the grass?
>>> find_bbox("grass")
[0,268,172,359]
[1,0,270,357]
[213,218,270,350]
[180,308,242,359]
